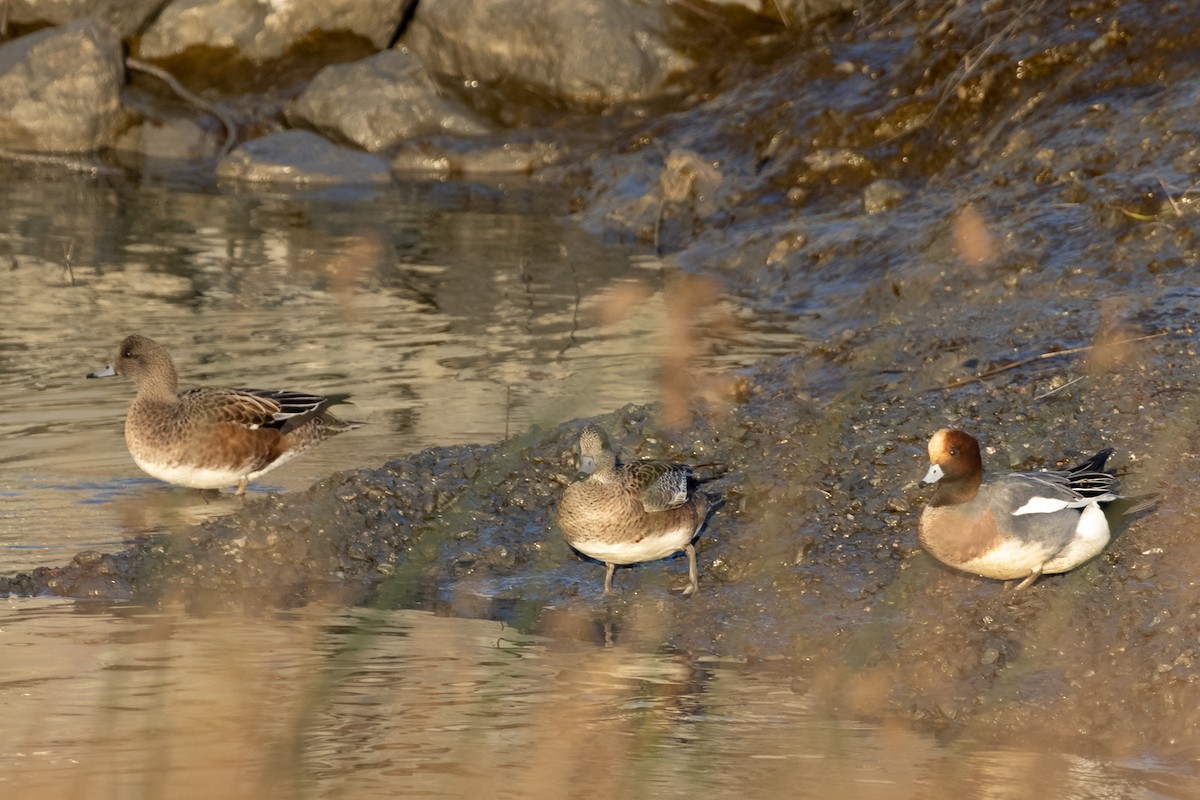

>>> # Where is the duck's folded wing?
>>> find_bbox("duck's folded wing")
[177,387,280,429]
[1003,470,1116,517]
[236,389,332,433]
[626,461,692,511]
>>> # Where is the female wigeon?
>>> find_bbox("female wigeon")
[88,334,361,495]
[919,428,1123,590]
[556,424,720,596]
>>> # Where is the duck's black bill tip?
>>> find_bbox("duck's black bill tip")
[86,364,117,379]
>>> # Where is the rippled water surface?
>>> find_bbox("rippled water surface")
[1,599,1193,800]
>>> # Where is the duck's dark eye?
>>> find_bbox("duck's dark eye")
[949,447,958,456]
[123,350,133,358]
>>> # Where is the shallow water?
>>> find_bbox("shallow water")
[0,166,787,572]
[0,599,1193,800]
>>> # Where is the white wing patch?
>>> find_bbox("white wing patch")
[1012,496,1072,515]
[1013,493,1118,515]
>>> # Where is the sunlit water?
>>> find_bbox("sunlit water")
[0,167,792,573]
[0,599,1192,800]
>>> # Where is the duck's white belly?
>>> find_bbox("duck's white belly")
[129,446,301,490]
[132,454,245,490]
[957,538,1057,579]
[573,528,695,565]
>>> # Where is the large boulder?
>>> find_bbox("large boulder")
[139,0,404,63]
[0,19,125,153]
[289,50,491,153]
[3,0,163,38]
[402,0,700,108]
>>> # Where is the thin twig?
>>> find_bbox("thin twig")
[1158,177,1183,217]
[934,330,1170,391]
[669,0,734,29]
[876,0,914,28]
[127,57,238,157]
[926,4,1038,130]
[62,239,76,286]
[1033,374,1084,400]
[880,0,1049,146]
[654,196,667,255]
[770,0,792,29]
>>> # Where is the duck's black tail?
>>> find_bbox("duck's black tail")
[1067,448,1117,498]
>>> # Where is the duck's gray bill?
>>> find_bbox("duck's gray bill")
[86,364,117,379]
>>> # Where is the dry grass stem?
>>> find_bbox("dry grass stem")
[127,58,239,157]
[935,331,1169,391]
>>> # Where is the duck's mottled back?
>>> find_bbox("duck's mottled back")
[626,460,692,511]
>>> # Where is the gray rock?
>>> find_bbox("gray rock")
[139,0,404,63]
[216,130,393,185]
[453,140,563,173]
[4,0,163,38]
[113,117,223,161]
[403,0,698,107]
[289,50,491,153]
[391,138,564,175]
[0,19,125,153]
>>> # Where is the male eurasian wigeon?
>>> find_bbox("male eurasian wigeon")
[556,424,720,595]
[919,428,1125,590]
[88,334,361,495]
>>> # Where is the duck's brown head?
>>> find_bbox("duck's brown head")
[923,428,983,505]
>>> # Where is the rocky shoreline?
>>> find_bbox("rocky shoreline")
[2,0,1199,761]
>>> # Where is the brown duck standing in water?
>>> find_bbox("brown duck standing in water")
[88,334,361,494]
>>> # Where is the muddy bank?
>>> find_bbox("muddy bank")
[4,0,1200,762]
